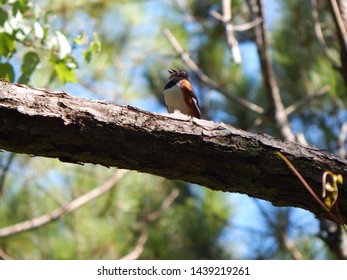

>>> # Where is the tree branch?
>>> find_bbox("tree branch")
[0,249,12,260]
[311,0,340,69]
[1,81,347,223]
[0,169,128,237]
[120,188,179,260]
[120,228,148,260]
[211,0,242,63]
[328,0,347,86]
[232,17,262,31]
[249,0,295,142]
[285,85,330,116]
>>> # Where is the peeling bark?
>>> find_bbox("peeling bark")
[1,81,347,222]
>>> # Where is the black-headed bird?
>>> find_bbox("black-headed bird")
[162,69,201,119]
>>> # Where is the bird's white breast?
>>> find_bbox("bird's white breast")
[163,84,189,114]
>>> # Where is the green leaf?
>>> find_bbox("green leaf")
[18,51,40,84]
[83,50,92,64]
[19,0,29,11]
[12,0,30,15]
[74,33,85,45]
[83,32,101,63]
[53,61,77,83]
[90,32,101,53]
[0,8,8,26]
[0,32,16,57]
[0,63,15,82]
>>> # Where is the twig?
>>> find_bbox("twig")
[210,9,262,32]
[0,248,12,260]
[296,132,309,146]
[120,228,149,260]
[328,0,347,86]
[210,0,242,63]
[311,0,339,68]
[284,238,304,260]
[233,17,262,31]
[249,0,295,142]
[146,188,180,222]
[255,85,329,134]
[119,188,180,260]
[285,85,330,115]
[0,170,128,238]
[162,28,265,115]
[338,0,347,28]
[162,28,219,88]
[253,200,303,260]
[330,0,347,45]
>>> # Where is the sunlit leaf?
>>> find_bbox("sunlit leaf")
[0,32,16,57]
[12,0,30,15]
[83,50,92,64]
[53,61,77,83]
[90,32,101,53]
[18,51,40,84]
[74,32,85,45]
[83,32,101,63]
[0,8,8,26]
[0,63,15,81]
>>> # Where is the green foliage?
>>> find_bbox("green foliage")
[0,32,15,58]
[83,32,102,63]
[18,51,40,84]
[51,56,77,84]
[0,1,100,84]
[0,157,232,259]
[0,8,8,26]
[0,62,14,81]
[1,0,346,260]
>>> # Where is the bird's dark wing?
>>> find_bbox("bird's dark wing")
[164,77,180,90]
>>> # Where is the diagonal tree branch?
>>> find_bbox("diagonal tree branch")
[285,85,330,116]
[120,227,148,260]
[0,169,128,237]
[0,249,12,260]
[120,188,179,260]
[1,81,347,223]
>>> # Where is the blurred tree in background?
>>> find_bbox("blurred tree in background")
[1,0,347,259]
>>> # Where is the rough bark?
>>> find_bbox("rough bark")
[1,80,347,223]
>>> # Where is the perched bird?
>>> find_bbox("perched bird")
[162,69,201,119]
